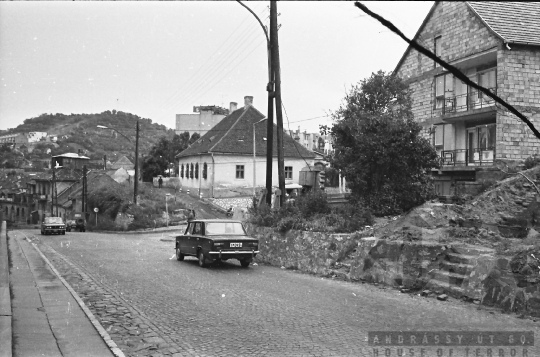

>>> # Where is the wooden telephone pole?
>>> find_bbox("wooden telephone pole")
[270,0,285,207]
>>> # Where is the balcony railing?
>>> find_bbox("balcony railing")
[440,148,495,167]
[434,87,496,116]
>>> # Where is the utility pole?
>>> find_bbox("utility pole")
[53,167,58,217]
[270,0,285,207]
[265,14,274,207]
[134,120,140,205]
[82,165,86,217]
[52,165,56,216]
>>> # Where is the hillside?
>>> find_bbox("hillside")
[7,111,175,163]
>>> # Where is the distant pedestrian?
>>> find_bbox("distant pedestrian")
[158,176,163,189]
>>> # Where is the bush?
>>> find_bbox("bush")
[524,155,540,170]
[295,190,331,218]
[248,194,373,233]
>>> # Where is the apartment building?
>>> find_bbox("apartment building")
[394,2,540,196]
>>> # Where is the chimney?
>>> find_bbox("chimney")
[244,96,253,109]
[230,102,238,113]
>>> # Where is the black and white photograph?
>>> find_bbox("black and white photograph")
[1,1,540,356]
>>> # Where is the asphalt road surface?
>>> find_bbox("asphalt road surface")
[18,229,540,357]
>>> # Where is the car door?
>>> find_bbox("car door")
[182,223,194,255]
[191,222,203,254]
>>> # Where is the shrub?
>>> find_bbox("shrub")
[295,190,331,218]
[524,155,540,170]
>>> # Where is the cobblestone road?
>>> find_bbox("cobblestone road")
[16,229,540,357]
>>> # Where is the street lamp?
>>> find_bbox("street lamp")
[253,118,268,196]
[165,193,171,227]
[97,121,140,204]
[237,1,274,206]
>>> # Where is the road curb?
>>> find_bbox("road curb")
[91,226,186,235]
[27,236,126,357]
[0,221,12,357]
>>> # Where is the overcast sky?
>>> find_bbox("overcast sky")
[0,1,433,134]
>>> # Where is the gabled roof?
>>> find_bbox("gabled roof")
[110,155,134,170]
[467,2,540,46]
[394,2,540,74]
[177,105,316,159]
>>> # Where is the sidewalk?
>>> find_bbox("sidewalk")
[3,225,122,357]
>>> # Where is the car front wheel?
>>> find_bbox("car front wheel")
[176,247,184,261]
[198,251,207,268]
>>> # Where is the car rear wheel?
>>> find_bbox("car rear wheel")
[198,250,207,267]
[240,259,251,268]
[41,230,44,235]
[176,247,184,261]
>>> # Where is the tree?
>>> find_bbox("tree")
[324,71,440,215]
[141,132,198,181]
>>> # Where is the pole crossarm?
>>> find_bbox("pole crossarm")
[354,1,540,140]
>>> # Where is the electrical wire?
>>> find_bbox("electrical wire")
[156,7,269,120]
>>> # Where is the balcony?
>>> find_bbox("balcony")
[440,148,495,167]
[433,88,497,118]
[37,194,49,201]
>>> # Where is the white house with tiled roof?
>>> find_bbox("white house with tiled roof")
[394,1,540,196]
[176,96,317,198]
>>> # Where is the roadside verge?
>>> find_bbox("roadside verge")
[0,221,11,357]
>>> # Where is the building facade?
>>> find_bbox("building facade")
[394,1,540,196]
[175,104,231,136]
[176,97,317,198]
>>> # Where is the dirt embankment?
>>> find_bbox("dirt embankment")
[369,166,540,256]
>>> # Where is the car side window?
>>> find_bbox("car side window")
[185,223,194,235]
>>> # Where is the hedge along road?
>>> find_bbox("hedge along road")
[21,229,540,357]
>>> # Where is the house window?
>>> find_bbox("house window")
[478,68,496,97]
[203,162,208,180]
[434,73,454,111]
[478,124,496,151]
[185,164,189,178]
[285,166,293,179]
[195,163,199,179]
[180,164,184,178]
[236,165,244,179]
[190,163,194,179]
[434,125,444,147]
[434,36,442,68]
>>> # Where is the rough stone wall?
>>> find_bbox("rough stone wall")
[245,223,362,275]
[247,223,540,315]
[497,46,540,160]
[396,2,501,125]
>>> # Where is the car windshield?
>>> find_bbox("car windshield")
[44,217,63,224]
[205,222,246,235]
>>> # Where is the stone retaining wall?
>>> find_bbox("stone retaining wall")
[246,224,540,316]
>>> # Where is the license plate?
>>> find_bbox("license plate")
[230,243,242,248]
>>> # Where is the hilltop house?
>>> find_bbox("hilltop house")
[394,1,540,196]
[176,96,317,198]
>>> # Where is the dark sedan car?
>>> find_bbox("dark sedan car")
[175,219,259,268]
[41,217,66,235]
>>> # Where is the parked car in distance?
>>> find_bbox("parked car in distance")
[66,212,86,232]
[175,219,259,268]
[41,216,66,235]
